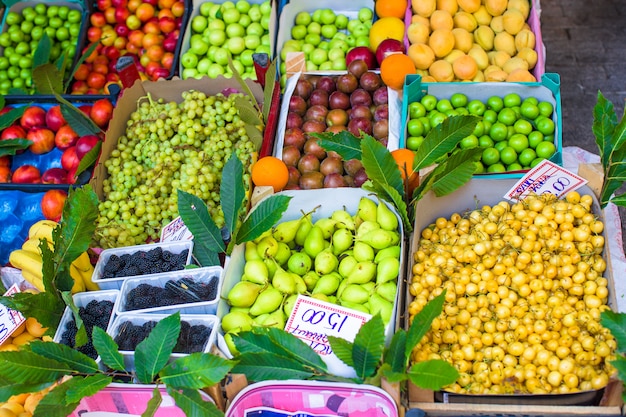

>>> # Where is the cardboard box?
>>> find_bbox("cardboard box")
[403,177,621,416]
[178,0,277,80]
[91,76,268,200]
[217,187,407,356]
[400,73,563,177]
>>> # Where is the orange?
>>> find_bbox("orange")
[380,53,416,90]
[375,0,408,19]
[369,17,406,53]
[251,156,289,193]
[391,148,420,194]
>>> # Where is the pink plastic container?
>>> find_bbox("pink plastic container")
[225,380,398,417]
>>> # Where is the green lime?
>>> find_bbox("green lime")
[487,163,506,173]
[489,122,508,142]
[538,101,554,117]
[518,148,537,167]
[503,93,522,108]
[478,135,494,148]
[450,93,468,108]
[497,108,518,126]
[406,135,424,151]
[460,134,479,149]
[500,146,518,165]
[481,147,500,166]
[487,96,504,112]
[536,141,557,159]
[407,118,425,137]
[409,101,426,119]
[467,99,486,116]
[528,131,544,148]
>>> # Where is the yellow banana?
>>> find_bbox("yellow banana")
[21,237,54,255]
[28,220,59,243]
[72,251,92,272]
[9,249,44,291]
[69,264,87,294]
[78,265,99,291]
[71,252,99,291]
[20,269,45,292]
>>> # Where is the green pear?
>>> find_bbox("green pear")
[312,272,341,295]
[227,281,262,308]
[314,248,339,275]
[338,255,358,279]
[340,300,370,314]
[294,213,313,246]
[224,331,239,355]
[292,272,307,293]
[302,270,320,291]
[331,209,355,230]
[376,281,398,303]
[249,286,284,316]
[264,257,278,279]
[353,241,375,262]
[311,293,329,302]
[358,229,399,250]
[245,241,261,261]
[336,278,349,299]
[340,283,370,304]
[221,310,254,333]
[376,197,399,231]
[357,197,377,222]
[274,242,292,265]
[376,256,400,285]
[314,217,338,239]
[253,313,270,326]
[368,293,394,324]
[284,293,299,316]
[356,220,381,239]
[303,226,325,258]
[263,309,286,329]
[346,261,377,284]
[331,228,353,256]
[272,218,302,243]
[287,251,312,276]
[243,259,269,285]
[257,235,279,259]
[272,266,297,294]
[374,245,401,263]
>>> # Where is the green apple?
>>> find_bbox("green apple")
[208,64,225,78]
[221,1,236,9]
[236,0,251,14]
[306,61,318,71]
[318,40,329,50]
[295,11,312,26]
[335,14,349,29]
[291,24,307,40]
[310,48,328,66]
[200,2,213,17]
[307,21,321,35]
[222,8,241,25]
[260,1,271,16]
[181,52,199,69]
[255,44,271,55]
[197,57,212,74]
[240,49,254,67]
[347,19,360,34]
[248,5,261,22]
[244,34,261,50]
[190,37,209,55]
[352,23,369,38]
[261,33,270,46]
[301,43,315,56]
[304,33,321,46]
[355,36,370,47]
[208,29,226,46]
[208,19,225,31]
[214,47,230,65]
[319,61,332,70]
[182,68,198,79]
[329,38,348,52]
[328,47,345,61]
[192,15,208,33]
[226,36,245,55]
[331,59,347,70]
[320,9,336,25]
[247,22,264,37]
[358,7,373,22]
[321,24,337,39]
[261,14,270,30]
[231,59,245,75]
[239,14,251,28]
[226,23,245,38]
[311,9,322,23]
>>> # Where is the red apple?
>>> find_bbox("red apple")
[67,166,79,184]
[12,165,41,183]
[41,189,68,221]
[76,135,102,159]
[20,106,46,130]
[152,67,170,80]
[90,99,114,129]
[114,7,130,24]
[115,23,130,37]
[97,0,112,10]
[158,16,176,33]
[55,125,80,150]
[1,125,27,140]
[41,167,68,184]
[45,105,66,132]
[27,127,55,154]
[61,146,80,171]
[346,46,377,70]
[162,34,178,52]
[375,39,406,66]
[78,105,93,118]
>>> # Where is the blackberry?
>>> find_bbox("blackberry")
[133,283,153,297]
[126,295,156,311]
[145,247,163,262]
[102,255,122,278]
[59,300,114,360]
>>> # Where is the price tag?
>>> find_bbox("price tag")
[0,284,26,345]
[504,160,587,201]
[284,294,372,378]
[160,216,193,242]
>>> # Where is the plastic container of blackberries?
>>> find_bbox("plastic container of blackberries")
[91,240,194,290]
[115,265,223,316]
[106,312,219,373]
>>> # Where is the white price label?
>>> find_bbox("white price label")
[284,294,371,378]
[504,160,587,201]
[0,284,26,345]
[160,216,194,242]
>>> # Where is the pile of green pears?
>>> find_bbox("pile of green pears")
[222,196,402,342]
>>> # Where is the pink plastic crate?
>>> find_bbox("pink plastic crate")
[225,380,398,417]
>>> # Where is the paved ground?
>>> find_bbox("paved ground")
[540,0,626,251]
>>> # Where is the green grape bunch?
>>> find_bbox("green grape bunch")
[95,90,257,249]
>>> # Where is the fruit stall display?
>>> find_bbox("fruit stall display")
[0,1,87,95]
[179,0,274,80]
[0,0,625,415]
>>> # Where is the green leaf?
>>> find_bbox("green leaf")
[66,42,99,92]
[228,55,261,115]
[135,313,181,384]
[60,101,102,136]
[414,115,479,170]
[405,290,446,367]
[262,60,277,123]
[362,182,411,233]
[0,105,28,130]
[8,88,28,95]
[33,63,63,95]
[327,336,354,368]
[383,329,407,373]
[61,291,87,347]
[407,359,459,390]
[221,154,246,237]
[0,96,3,108]
[0,292,64,332]
[234,327,327,372]
[29,341,98,374]
[32,379,82,417]
[380,368,407,383]
[75,141,102,178]
[245,123,264,152]
[314,131,363,161]
[0,351,71,384]
[601,310,626,354]
[361,135,404,198]
[167,387,224,417]
[232,352,315,381]
[235,95,262,126]
[430,149,481,197]
[177,189,226,254]
[91,326,126,372]
[235,194,291,244]
[0,381,54,403]
[33,33,52,68]
[142,386,162,417]
[592,91,617,169]
[610,357,626,383]
[0,138,32,158]
[160,352,235,389]
[192,244,221,267]
[65,374,112,404]
[609,192,626,207]
[352,314,385,380]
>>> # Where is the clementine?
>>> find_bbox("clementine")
[251,156,289,192]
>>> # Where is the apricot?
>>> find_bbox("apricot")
[516,47,538,69]
[472,5,492,25]
[488,50,511,68]
[494,31,517,56]
[453,11,478,32]
[468,45,489,69]
[412,0,436,17]
[515,28,536,50]
[485,0,508,17]
[453,54,479,80]
[474,25,495,51]
[408,43,436,70]
[444,49,466,64]
[503,9,526,35]
[502,56,529,74]
[490,15,504,33]
[484,67,508,81]
[429,59,455,81]
[430,10,454,30]
[506,68,536,82]
[407,22,430,44]
[452,28,474,52]
[457,0,481,13]
[429,29,455,57]
[507,0,531,19]
[437,0,459,15]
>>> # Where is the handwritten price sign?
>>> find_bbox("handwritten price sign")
[160,216,193,242]
[505,160,587,201]
[285,294,371,378]
[0,285,26,345]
